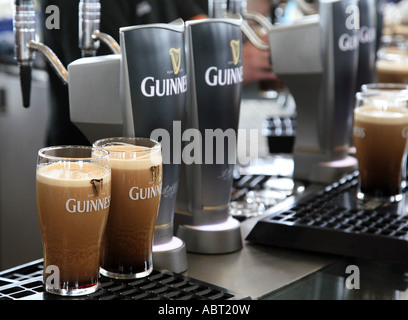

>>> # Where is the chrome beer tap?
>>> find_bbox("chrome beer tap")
[229,0,272,50]
[13,0,120,108]
[208,0,228,18]
[13,0,68,108]
[79,0,120,57]
[13,0,35,108]
[207,0,272,50]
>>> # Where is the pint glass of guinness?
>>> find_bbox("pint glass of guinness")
[36,146,111,296]
[353,92,408,202]
[94,137,162,279]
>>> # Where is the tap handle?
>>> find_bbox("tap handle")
[79,0,120,56]
[79,0,101,57]
[229,0,247,14]
[208,0,228,18]
[13,0,36,63]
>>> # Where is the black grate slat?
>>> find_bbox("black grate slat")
[0,260,250,300]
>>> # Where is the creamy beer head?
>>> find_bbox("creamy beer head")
[354,105,408,124]
[104,144,162,168]
[37,161,111,186]
[353,101,408,201]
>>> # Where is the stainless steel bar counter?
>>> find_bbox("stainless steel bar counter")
[183,203,337,300]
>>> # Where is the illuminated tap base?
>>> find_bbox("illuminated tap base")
[152,236,188,274]
[177,217,243,254]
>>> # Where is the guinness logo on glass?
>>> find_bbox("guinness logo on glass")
[169,48,181,75]
[230,40,240,65]
[90,178,104,197]
[150,165,161,184]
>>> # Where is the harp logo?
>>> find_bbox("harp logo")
[150,165,161,184]
[230,40,240,65]
[169,48,181,75]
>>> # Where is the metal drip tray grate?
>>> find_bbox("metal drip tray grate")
[0,260,249,300]
[247,171,408,263]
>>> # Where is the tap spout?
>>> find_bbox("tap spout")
[28,40,69,84]
[229,0,272,51]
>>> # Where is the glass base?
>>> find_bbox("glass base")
[44,282,99,296]
[99,266,153,280]
[357,191,403,203]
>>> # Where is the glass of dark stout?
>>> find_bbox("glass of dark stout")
[36,146,111,296]
[94,137,163,280]
[352,91,408,202]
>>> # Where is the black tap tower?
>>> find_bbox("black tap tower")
[175,14,244,254]
[268,0,360,183]
[356,0,377,89]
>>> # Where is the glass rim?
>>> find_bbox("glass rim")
[38,145,110,161]
[377,49,408,61]
[93,137,161,154]
[355,90,408,100]
[361,83,408,92]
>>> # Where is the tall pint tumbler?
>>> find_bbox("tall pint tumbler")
[36,146,111,296]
